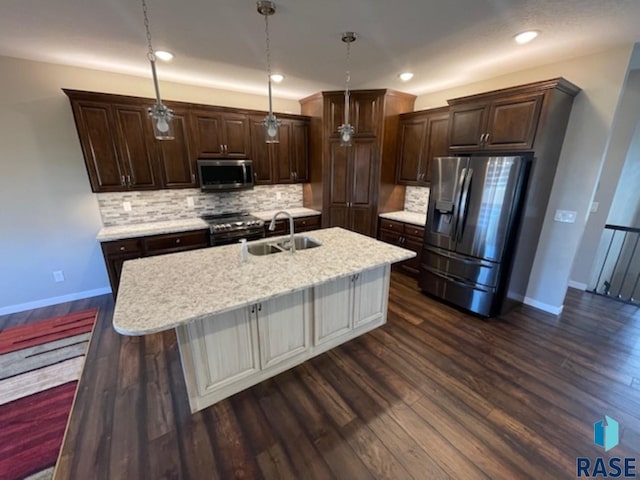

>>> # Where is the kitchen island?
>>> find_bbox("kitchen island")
[114,227,414,412]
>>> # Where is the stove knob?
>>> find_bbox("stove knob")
[225,223,231,229]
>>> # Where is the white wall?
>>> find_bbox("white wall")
[415,44,635,313]
[570,66,640,289]
[0,55,300,314]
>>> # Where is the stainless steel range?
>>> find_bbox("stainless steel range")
[201,212,265,246]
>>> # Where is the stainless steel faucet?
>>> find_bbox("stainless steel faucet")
[269,211,295,253]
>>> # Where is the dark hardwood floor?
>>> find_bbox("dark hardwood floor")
[3,272,639,479]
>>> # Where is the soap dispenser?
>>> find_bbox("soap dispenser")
[240,238,248,263]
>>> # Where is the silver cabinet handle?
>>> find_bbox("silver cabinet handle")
[220,144,224,153]
[191,173,196,183]
[175,238,181,244]
[121,175,126,186]
[484,133,490,144]
[254,172,257,178]
[120,246,126,251]
[258,303,262,312]
[127,175,131,185]
[251,304,256,314]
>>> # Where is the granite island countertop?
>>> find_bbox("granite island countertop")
[113,227,414,336]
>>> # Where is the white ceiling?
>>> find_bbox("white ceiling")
[1,0,639,100]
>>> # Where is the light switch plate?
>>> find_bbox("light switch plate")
[554,209,577,223]
[186,197,195,207]
[591,202,599,213]
[53,270,64,282]
[123,201,132,212]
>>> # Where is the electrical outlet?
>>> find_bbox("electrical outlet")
[186,196,195,208]
[53,270,65,282]
[276,192,282,200]
[123,201,132,212]
[554,209,577,223]
[591,201,599,213]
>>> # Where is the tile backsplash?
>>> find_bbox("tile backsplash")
[97,184,303,226]
[404,186,430,215]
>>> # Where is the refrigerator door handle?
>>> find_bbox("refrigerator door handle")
[452,167,468,241]
[456,168,473,242]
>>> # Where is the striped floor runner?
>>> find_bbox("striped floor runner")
[0,309,97,480]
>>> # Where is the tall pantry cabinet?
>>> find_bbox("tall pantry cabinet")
[300,89,416,237]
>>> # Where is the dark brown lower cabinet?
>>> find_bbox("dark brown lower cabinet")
[265,214,321,237]
[101,229,209,297]
[378,218,424,277]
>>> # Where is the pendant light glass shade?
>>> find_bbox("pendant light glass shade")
[338,32,356,147]
[258,1,280,143]
[141,0,174,140]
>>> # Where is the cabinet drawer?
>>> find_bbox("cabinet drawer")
[102,238,143,255]
[144,230,209,255]
[379,219,404,232]
[404,225,424,239]
[294,215,321,231]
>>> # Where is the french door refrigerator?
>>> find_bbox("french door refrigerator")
[419,155,531,317]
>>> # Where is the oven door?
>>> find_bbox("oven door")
[198,159,254,191]
[211,228,265,246]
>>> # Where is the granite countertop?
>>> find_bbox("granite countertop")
[379,211,427,227]
[96,207,321,242]
[251,207,321,221]
[96,218,210,242]
[113,227,414,336]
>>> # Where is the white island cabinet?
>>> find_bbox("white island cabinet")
[113,228,413,413]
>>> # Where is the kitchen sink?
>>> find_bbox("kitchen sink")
[277,236,321,251]
[247,243,284,256]
[248,236,321,256]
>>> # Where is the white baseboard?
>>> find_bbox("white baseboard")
[567,280,588,291]
[0,287,112,316]
[523,296,564,316]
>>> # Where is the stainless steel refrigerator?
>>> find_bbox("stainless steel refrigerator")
[419,155,531,317]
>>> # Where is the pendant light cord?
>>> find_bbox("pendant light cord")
[141,0,163,106]
[344,39,351,125]
[264,13,274,115]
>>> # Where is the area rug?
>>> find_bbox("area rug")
[0,309,98,480]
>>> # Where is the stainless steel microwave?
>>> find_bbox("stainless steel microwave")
[197,159,254,191]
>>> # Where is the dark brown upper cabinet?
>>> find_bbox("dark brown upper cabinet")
[64,89,311,192]
[446,80,581,153]
[325,91,381,139]
[190,109,250,158]
[155,104,198,188]
[67,96,160,192]
[396,106,449,186]
[249,115,310,185]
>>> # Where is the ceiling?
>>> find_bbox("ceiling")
[1,0,639,100]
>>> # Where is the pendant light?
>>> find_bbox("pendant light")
[338,32,356,147]
[141,0,174,140]
[257,1,281,143]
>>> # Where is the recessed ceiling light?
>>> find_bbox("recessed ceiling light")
[514,30,539,45]
[155,50,174,61]
[270,73,285,83]
[399,72,414,82]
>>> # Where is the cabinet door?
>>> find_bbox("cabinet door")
[272,120,294,183]
[351,139,377,236]
[448,104,487,151]
[186,308,260,396]
[325,93,345,138]
[400,235,423,276]
[353,265,388,329]
[71,101,124,192]
[291,120,310,182]
[396,117,427,185]
[249,116,274,184]
[352,92,382,137]
[220,113,250,158]
[190,110,225,158]
[327,141,350,226]
[484,93,543,151]
[257,290,310,369]
[101,239,143,297]
[154,107,197,188]
[113,104,158,190]
[423,111,450,184]
[379,229,403,247]
[314,275,353,345]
